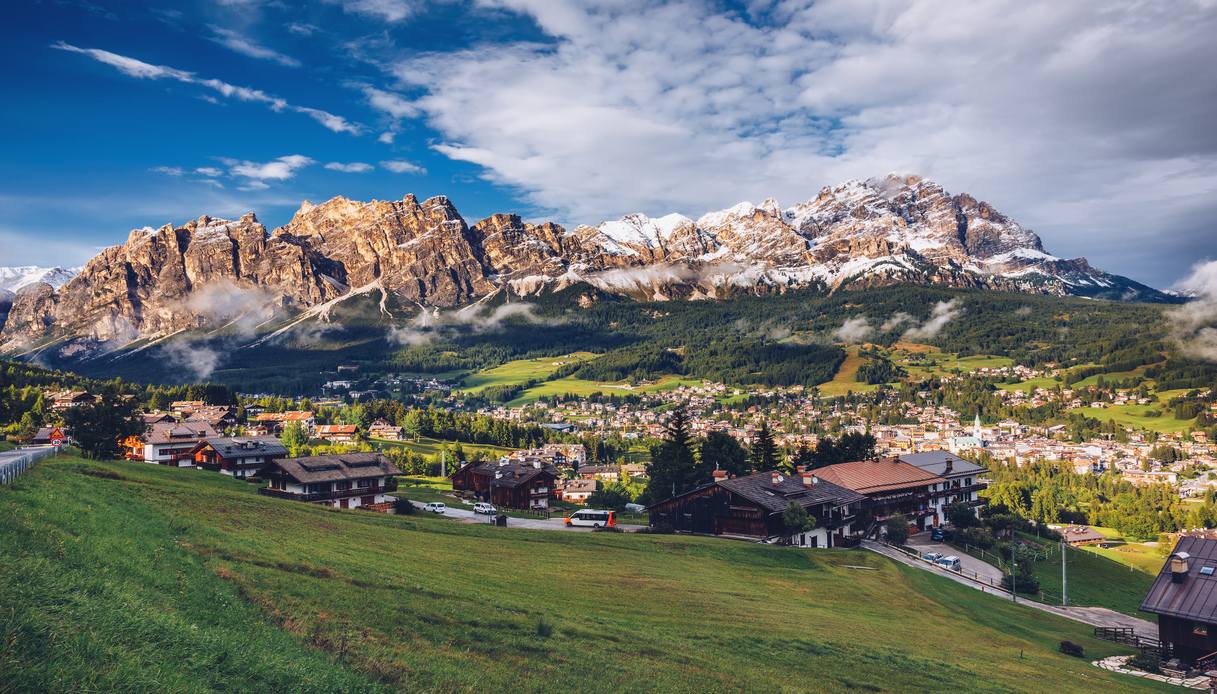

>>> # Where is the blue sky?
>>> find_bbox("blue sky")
[3,0,1216,288]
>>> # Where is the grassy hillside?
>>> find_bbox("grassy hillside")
[1017,534,1158,618]
[0,454,1172,692]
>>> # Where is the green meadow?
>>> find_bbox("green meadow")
[0,453,1172,692]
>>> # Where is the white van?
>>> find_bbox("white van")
[424,502,446,514]
[935,555,962,572]
[564,509,617,528]
[473,502,496,515]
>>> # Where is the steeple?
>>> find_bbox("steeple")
[973,413,982,439]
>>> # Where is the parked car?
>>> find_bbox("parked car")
[922,552,943,563]
[930,527,945,541]
[935,555,962,572]
[423,502,447,514]
[624,503,646,514]
[473,502,496,515]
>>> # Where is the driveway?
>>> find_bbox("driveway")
[907,532,1004,582]
[408,501,645,532]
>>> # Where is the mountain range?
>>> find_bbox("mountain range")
[0,174,1171,355]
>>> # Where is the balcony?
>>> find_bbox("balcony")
[260,478,398,503]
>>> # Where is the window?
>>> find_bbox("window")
[1202,566,1215,576]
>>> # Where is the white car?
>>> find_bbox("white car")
[473,502,497,515]
[423,502,446,514]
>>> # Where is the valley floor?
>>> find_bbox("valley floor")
[0,454,1174,692]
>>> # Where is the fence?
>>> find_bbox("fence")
[885,541,1006,590]
[0,446,57,485]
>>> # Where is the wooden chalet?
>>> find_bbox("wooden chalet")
[315,424,359,443]
[130,421,219,465]
[260,453,401,510]
[450,459,558,510]
[368,419,404,440]
[813,457,945,533]
[46,390,94,411]
[647,469,866,547]
[184,406,237,430]
[1141,537,1217,665]
[191,436,287,478]
[250,411,315,435]
[558,478,597,504]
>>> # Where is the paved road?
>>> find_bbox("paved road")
[408,501,645,532]
[907,533,1004,582]
[862,540,1157,638]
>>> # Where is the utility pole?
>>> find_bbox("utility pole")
[441,450,446,478]
[1061,539,1068,606]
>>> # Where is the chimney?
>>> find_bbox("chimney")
[533,461,541,469]
[495,471,503,480]
[712,469,729,482]
[1172,552,1191,583]
[771,471,783,485]
[944,458,953,473]
[795,465,806,474]
[802,472,818,487]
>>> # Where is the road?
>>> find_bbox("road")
[907,533,1004,582]
[408,501,645,532]
[862,540,1157,638]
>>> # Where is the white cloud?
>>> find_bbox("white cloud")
[331,0,416,22]
[206,26,300,68]
[325,161,374,173]
[224,154,314,181]
[53,42,363,136]
[362,85,419,119]
[1168,260,1217,361]
[378,131,396,144]
[903,300,963,340]
[287,22,319,36]
[833,316,874,343]
[195,167,223,177]
[381,159,426,174]
[386,0,1217,286]
[151,166,185,176]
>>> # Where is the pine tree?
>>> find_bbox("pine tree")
[748,420,779,471]
[643,407,702,502]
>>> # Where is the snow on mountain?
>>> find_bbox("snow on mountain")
[0,266,78,293]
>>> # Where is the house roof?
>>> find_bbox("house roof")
[270,453,402,484]
[1141,536,1217,622]
[201,436,287,459]
[254,411,314,422]
[316,424,358,435]
[145,421,218,445]
[562,479,598,493]
[456,460,558,489]
[813,458,944,494]
[717,470,865,514]
[896,451,984,478]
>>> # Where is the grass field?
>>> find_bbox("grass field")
[1017,533,1158,618]
[372,436,516,460]
[817,347,880,397]
[0,454,1171,692]
[455,352,599,394]
[1080,544,1167,575]
[1071,404,1194,434]
[505,375,703,406]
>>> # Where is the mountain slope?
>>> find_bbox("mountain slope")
[0,174,1172,355]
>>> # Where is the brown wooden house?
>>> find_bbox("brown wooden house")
[450,459,558,510]
[191,436,287,478]
[647,469,866,547]
[1141,537,1217,665]
[260,453,401,510]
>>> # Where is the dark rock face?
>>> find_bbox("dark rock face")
[0,175,1169,350]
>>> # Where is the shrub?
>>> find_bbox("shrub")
[884,515,910,546]
[957,527,995,550]
[1127,651,1161,673]
[393,498,416,515]
[1001,571,1039,595]
[1058,641,1084,658]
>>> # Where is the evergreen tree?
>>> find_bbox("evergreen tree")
[643,407,702,502]
[748,420,779,471]
[699,430,750,477]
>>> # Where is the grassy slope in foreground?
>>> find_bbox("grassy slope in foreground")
[0,456,1171,693]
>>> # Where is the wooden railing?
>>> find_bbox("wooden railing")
[1093,627,1171,659]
